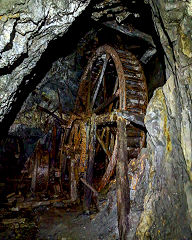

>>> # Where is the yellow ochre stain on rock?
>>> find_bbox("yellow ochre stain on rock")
[0,13,20,21]
[155,88,172,153]
[164,113,172,152]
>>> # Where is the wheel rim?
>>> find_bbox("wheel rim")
[74,45,147,193]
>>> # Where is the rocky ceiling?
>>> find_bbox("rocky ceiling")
[0,0,192,239]
[0,0,163,135]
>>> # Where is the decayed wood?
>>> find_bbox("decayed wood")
[91,54,109,109]
[80,177,99,211]
[15,198,74,210]
[97,135,118,192]
[31,142,40,193]
[95,112,117,125]
[86,78,91,112]
[116,117,130,239]
[37,105,68,125]
[79,122,88,174]
[59,130,67,193]
[57,89,63,120]
[105,103,114,149]
[103,21,155,47]
[96,132,112,160]
[94,89,119,113]
[80,178,98,197]
[95,110,144,128]
[50,125,57,165]
[84,115,96,210]
[70,158,77,201]
[96,128,106,153]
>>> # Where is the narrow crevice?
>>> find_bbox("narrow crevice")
[0,53,28,77]
[0,19,19,55]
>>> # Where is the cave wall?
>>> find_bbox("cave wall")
[0,0,192,239]
[135,0,192,239]
[0,0,90,134]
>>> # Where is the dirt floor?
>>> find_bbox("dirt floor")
[0,185,118,240]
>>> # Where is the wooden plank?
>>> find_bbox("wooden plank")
[96,132,112,160]
[79,122,88,174]
[95,110,144,128]
[91,54,109,108]
[59,131,67,193]
[96,128,106,153]
[103,21,155,47]
[70,158,77,201]
[93,89,119,113]
[84,114,96,210]
[37,105,68,125]
[50,125,57,166]
[95,111,117,125]
[80,178,98,196]
[31,142,40,193]
[97,135,118,192]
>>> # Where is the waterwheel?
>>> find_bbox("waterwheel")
[62,45,148,216]
[17,44,147,237]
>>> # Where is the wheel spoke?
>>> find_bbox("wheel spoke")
[96,132,112,160]
[113,76,119,94]
[91,54,110,109]
[86,80,91,112]
[96,128,106,153]
[103,76,107,101]
[97,135,118,192]
[94,89,119,113]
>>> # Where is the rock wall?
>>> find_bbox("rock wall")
[0,0,191,239]
[135,1,192,239]
[0,0,90,134]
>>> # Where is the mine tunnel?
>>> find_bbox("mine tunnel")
[0,0,191,239]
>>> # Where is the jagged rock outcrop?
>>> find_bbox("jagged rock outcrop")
[0,0,90,134]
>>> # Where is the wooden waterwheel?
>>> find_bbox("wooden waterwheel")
[61,45,148,215]
[17,44,147,237]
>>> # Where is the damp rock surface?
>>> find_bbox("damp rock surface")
[133,1,192,239]
[0,0,90,128]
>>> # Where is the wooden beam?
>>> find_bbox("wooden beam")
[91,54,109,109]
[95,111,117,125]
[84,115,96,210]
[80,178,98,197]
[70,158,77,201]
[95,110,145,128]
[97,135,118,192]
[103,21,155,47]
[94,89,119,113]
[96,132,112,160]
[96,128,106,153]
[37,105,68,125]
[116,117,130,239]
